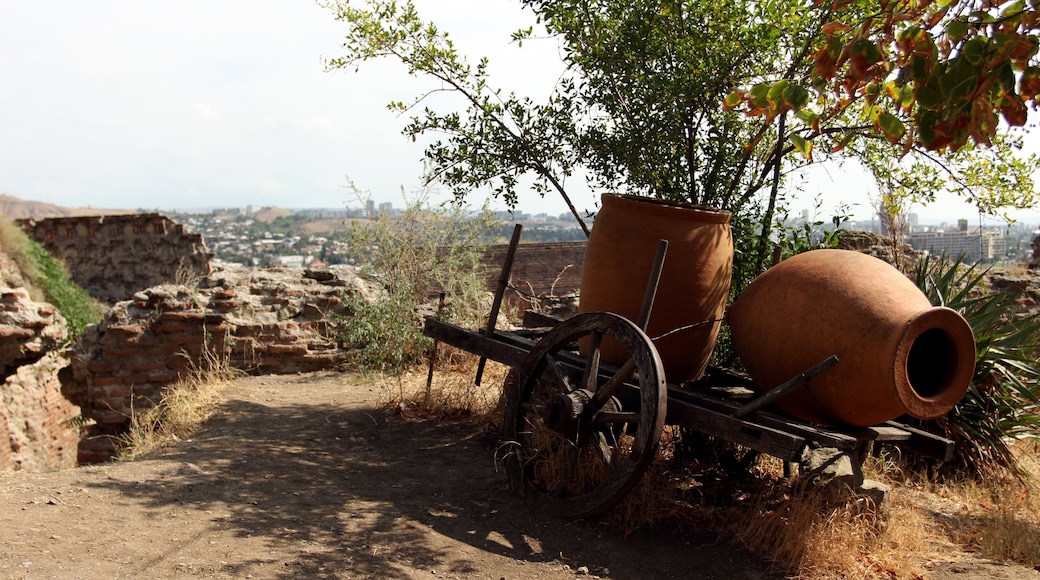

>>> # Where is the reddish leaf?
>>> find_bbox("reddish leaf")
[820,20,852,34]
[1000,97,1028,126]
[1020,66,1040,97]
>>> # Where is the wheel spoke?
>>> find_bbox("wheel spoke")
[544,353,572,391]
[580,331,602,392]
[592,430,618,472]
[593,410,641,424]
[592,358,637,406]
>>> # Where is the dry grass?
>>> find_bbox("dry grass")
[110,349,1040,578]
[378,347,509,429]
[894,441,1040,569]
[117,363,239,460]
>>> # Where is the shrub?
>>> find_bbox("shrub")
[339,192,498,374]
[910,255,1040,478]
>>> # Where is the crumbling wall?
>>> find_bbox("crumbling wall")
[18,213,212,303]
[0,287,79,471]
[61,266,381,463]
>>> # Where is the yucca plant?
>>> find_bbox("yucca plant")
[910,255,1040,478]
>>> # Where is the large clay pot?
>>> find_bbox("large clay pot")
[726,249,975,426]
[579,194,733,383]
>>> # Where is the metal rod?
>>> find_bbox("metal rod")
[637,239,669,331]
[475,223,523,386]
[731,355,839,419]
[425,292,447,406]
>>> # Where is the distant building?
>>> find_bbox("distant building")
[274,255,306,268]
[906,227,1006,263]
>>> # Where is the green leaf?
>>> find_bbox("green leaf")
[749,83,771,108]
[917,83,944,109]
[877,112,906,143]
[790,133,812,159]
[782,84,810,110]
[795,107,820,126]
[767,79,791,108]
[918,110,939,146]
[947,19,969,42]
[940,57,978,102]
[723,91,743,109]
[962,37,990,66]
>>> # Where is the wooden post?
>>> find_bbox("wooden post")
[425,292,447,406]
[475,223,523,386]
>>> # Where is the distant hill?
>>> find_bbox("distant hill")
[0,195,134,220]
[246,206,294,223]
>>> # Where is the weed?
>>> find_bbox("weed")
[117,345,240,460]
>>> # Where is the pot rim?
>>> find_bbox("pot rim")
[893,305,976,419]
[601,193,731,223]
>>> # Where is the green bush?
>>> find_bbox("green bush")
[339,193,497,374]
[911,255,1040,478]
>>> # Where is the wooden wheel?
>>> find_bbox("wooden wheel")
[502,312,667,519]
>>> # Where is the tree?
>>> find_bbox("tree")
[733,0,1040,154]
[323,0,833,278]
[323,0,1038,278]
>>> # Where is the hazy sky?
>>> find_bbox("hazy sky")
[2,1,1037,225]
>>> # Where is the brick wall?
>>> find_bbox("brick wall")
[18,213,212,303]
[480,241,585,309]
[1,352,80,471]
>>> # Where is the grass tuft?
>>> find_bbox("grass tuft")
[117,356,239,460]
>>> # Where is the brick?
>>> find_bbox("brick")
[266,343,309,355]
[124,359,168,372]
[86,361,120,373]
[159,311,205,322]
[153,323,194,334]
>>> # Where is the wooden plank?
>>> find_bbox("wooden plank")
[866,425,911,442]
[730,356,838,419]
[668,387,860,452]
[663,396,807,462]
[422,318,532,369]
[884,421,955,462]
[522,309,564,329]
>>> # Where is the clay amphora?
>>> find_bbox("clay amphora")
[579,194,733,383]
[726,249,975,426]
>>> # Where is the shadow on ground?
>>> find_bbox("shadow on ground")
[89,374,781,579]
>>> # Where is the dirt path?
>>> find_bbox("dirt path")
[0,372,784,579]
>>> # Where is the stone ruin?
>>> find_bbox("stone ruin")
[0,286,80,471]
[1030,234,1040,269]
[5,220,1039,470]
[61,265,383,463]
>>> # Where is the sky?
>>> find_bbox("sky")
[2,1,1038,227]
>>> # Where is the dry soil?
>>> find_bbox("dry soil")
[1,371,1037,579]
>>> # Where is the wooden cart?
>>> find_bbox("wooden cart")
[422,226,954,519]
